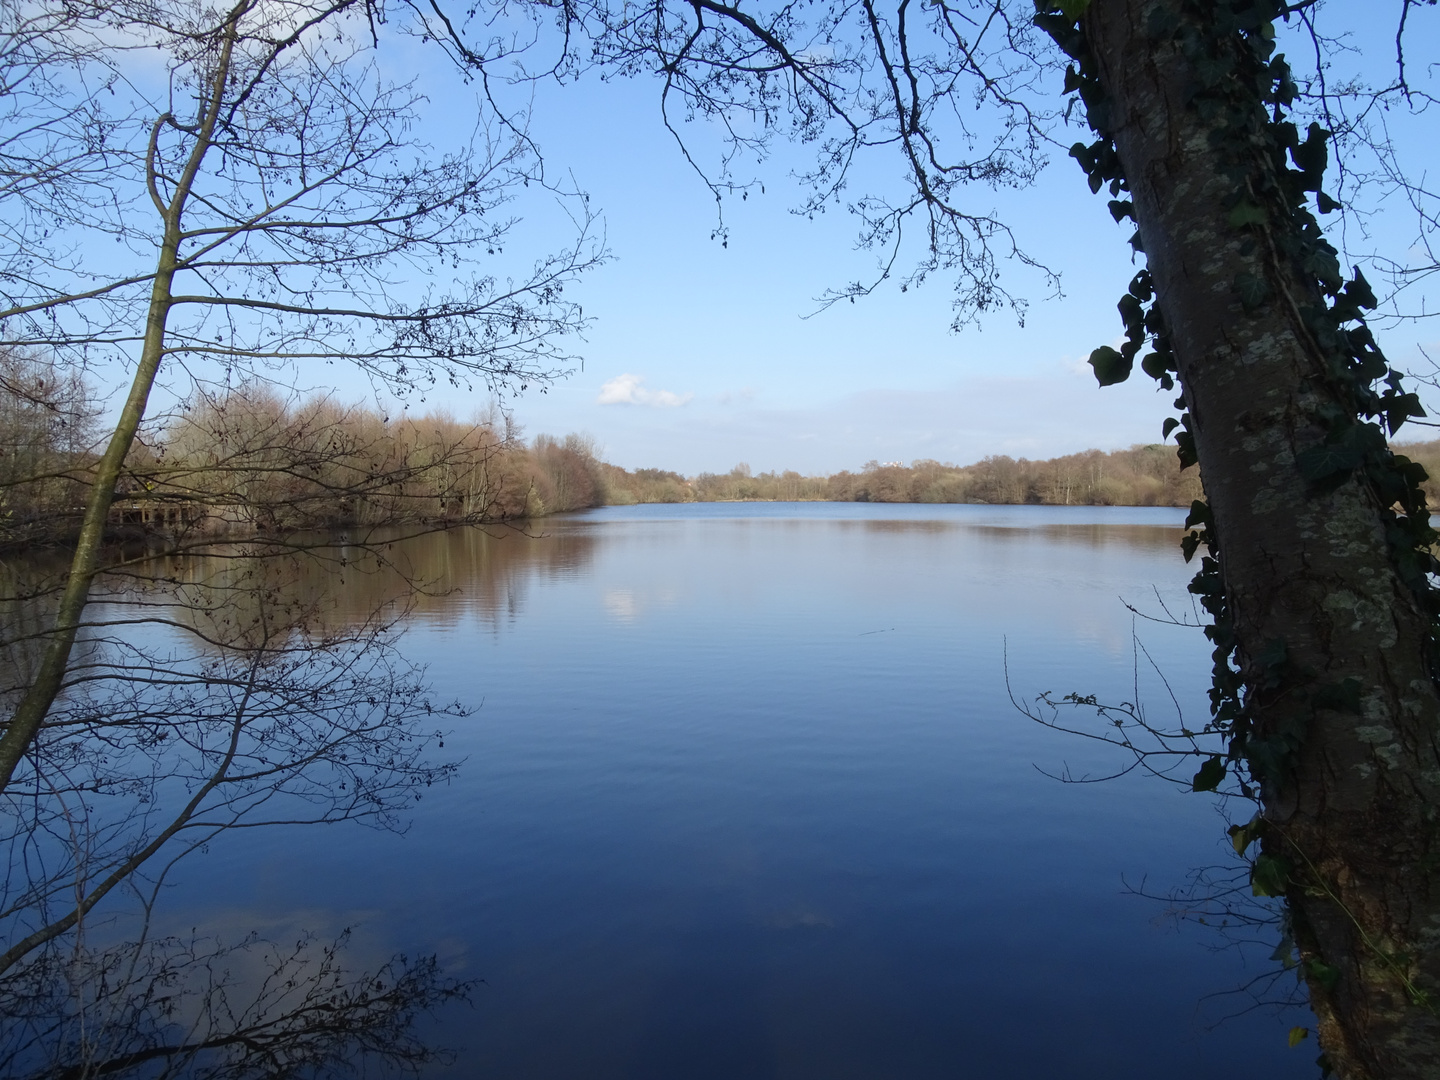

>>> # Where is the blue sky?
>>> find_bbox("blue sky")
[341,9,1440,475]
[420,71,1199,475]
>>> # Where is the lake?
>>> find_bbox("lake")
[24,503,1317,1077]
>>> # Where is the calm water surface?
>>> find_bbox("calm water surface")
[163,503,1313,1078]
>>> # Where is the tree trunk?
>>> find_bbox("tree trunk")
[1083,1,1440,1075]
[0,16,240,793]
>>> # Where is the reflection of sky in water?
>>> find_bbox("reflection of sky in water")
[148,504,1310,1079]
[603,586,641,622]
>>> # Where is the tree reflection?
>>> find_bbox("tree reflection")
[0,604,461,976]
[1011,630,1311,1039]
[1,928,467,1078]
[0,534,539,1074]
[118,524,601,641]
[0,524,597,1072]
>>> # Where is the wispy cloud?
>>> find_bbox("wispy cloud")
[716,387,757,406]
[597,373,693,408]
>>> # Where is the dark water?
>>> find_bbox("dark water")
[151,503,1313,1078]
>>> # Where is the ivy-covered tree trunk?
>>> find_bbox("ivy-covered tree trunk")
[1077,0,1440,1075]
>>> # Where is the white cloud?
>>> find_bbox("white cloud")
[597,373,693,408]
[571,363,1173,475]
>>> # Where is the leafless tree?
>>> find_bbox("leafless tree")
[0,0,595,1057]
[0,0,601,788]
[425,0,1440,1073]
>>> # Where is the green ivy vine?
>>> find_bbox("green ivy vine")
[1032,0,1440,1056]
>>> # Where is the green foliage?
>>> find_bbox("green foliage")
[1228,815,1264,856]
[1087,345,1130,386]
[1191,755,1226,792]
[1034,1,1440,1034]
[1035,0,1440,802]
[1306,959,1341,991]
[1251,853,1292,898]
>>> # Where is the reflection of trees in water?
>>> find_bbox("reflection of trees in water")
[1126,864,1306,1031]
[0,528,566,1075]
[0,554,103,713]
[981,523,1180,552]
[816,516,1181,552]
[327,526,601,628]
[112,525,602,644]
[1015,645,1305,1037]
[1,625,458,979]
[1031,524,1179,552]
[0,606,462,996]
[1,928,467,1078]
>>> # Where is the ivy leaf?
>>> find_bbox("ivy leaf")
[1306,959,1340,991]
[1291,122,1331,190]
[1295,442,1363,483]
[1228,816,1263,855]
[1036,14,1087,57]
[1162,417,1180,439]
[1145,6,1179,36]
[1175,429,1198,469]
[1117,292,1144,329]
[1271,932,1298,968]
[1086,99,1113,133]
[1385,392,1426,435]
[1057,0,1093,18]
[1296,423,1385,485]
[1346,269,1378,310]
[1192,755,1226,792]
[1181,530,1203,563]
[1251,853,1292,897]
[1253,637,1288,673]
[1289,1027,1310,1048]
[1317,191,1340,214]
[1088,344,1132,386]
[1228,202,1268,228]
[1141,352,1172,383]
[1234,271,1271,310]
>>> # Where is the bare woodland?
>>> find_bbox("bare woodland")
[0,0,597,1071]
[0,0,1437,1076]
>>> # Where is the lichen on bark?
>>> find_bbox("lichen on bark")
[1037,0,1440,1075]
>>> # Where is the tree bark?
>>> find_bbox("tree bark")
[1084,1,1440,1075]
[0,15,240,792]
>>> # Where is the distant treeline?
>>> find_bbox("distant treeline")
[35,353,1440,548]
[123,388,610,531]
[0,354,610,547]
[601,444,1205,507]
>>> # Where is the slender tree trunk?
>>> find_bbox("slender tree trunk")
[1084,1,1440,1074]
[0,16,240,792]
